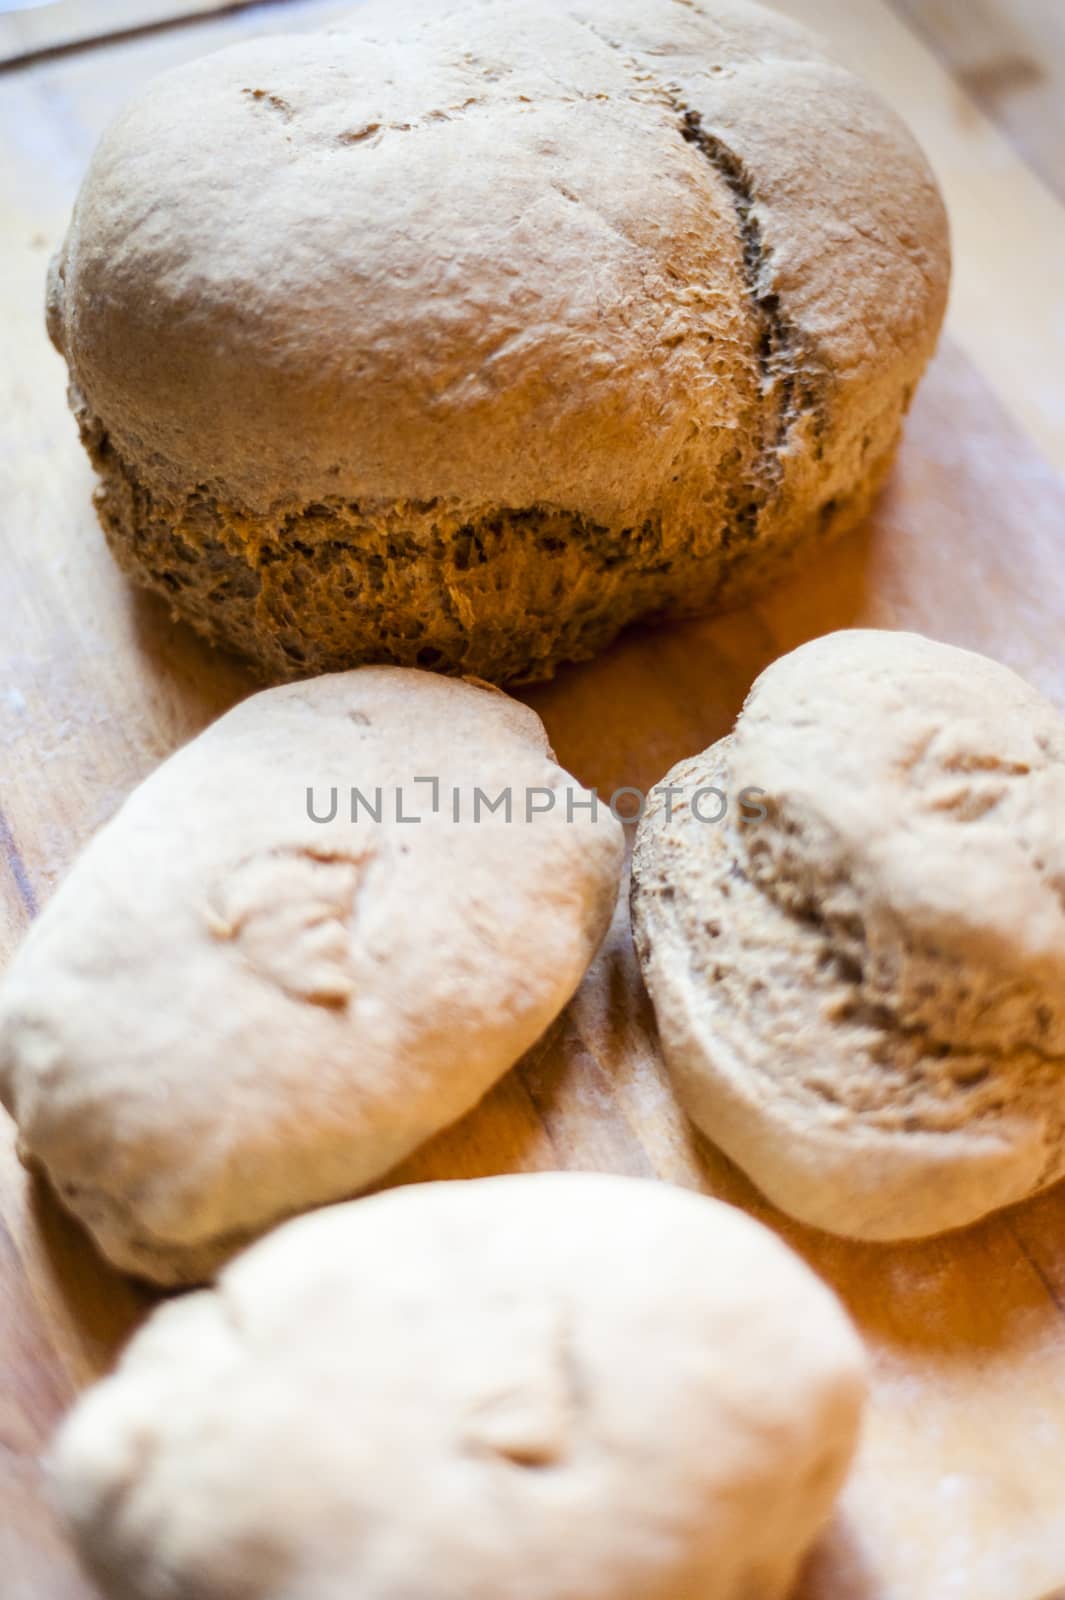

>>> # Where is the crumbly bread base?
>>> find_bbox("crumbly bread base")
[85,405,893,683]
[632,743,1065,1240]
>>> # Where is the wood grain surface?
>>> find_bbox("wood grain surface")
[888,0,1065,204]
[2,2,1065,1597]
[0,0,291,67]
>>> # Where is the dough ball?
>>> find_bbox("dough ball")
[50,1173,865,1600]
[0,671,622,1282]
[632,629,1065,1239]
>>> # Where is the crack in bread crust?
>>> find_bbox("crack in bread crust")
[675,108,823,461]
[569,15,829,538]
[672,104,825,546]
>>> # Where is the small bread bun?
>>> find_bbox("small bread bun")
[633,630,1065,1240]
[50,1175,865,1600]
[0,670,622,1283]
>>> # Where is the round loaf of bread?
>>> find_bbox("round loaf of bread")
[48,0,948,682]
[631,630,1065,1240]
[50,1174,866,1600]
[0,670,622,1284]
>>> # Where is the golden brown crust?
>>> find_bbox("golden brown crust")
[51,0,949,681]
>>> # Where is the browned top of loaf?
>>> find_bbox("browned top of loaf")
[49,0,949,517]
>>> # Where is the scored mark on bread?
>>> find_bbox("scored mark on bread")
[242,88,293,122]
[462,1303,582,1469]
[677,110,791,391]
[206,846,372,1008]
[337,123,381,145]
[569,17,804,407]
[336,98,481,146]
[673,105,825,503]
[566,6,829,544]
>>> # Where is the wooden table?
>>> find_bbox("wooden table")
[2,2,1065,1595]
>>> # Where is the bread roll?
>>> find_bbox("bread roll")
[49,0,948,681]
[51,1174,865,1600]
[632,630,1065,1240]
[0,670,622,1283]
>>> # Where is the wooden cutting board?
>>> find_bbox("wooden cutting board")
[2,2,1065,1596]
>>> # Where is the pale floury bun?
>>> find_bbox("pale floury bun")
[0,670,622,1283]
[51,1174,866,1600]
